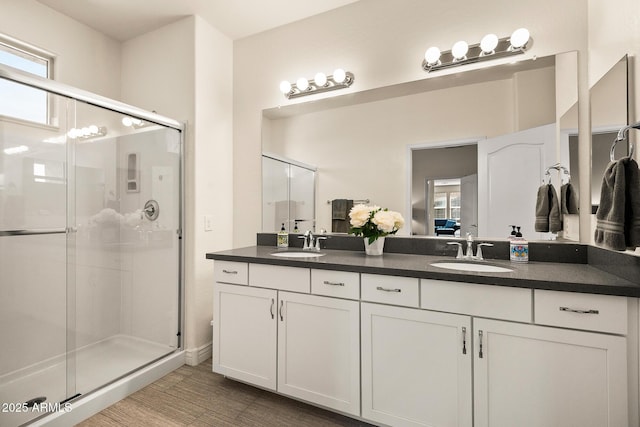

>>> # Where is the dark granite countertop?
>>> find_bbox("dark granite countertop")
[206,245,640,298]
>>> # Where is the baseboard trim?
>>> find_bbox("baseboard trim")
[185,342,212,366]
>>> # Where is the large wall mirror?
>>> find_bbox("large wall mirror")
[262,51,579,242]
[590,55,630,245]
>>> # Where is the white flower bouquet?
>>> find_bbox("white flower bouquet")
[348,204,405,244]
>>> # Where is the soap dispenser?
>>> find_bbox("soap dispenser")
[510,226,529,262]
[277,223,289,248]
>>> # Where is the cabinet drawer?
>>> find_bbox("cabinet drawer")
[249,263,310,293]
[311,269,360,300]
[214,261,248,285]
[534,290,628,334]
[361,274,419,307]
[421,279,532,322]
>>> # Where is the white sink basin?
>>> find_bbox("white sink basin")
[271,251,326,258]
[431,261,513,273]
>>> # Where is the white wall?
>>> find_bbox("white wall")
[0,0,121,98]
[192,16,234,358]
[234,0,589,247]
[121,15,234,362]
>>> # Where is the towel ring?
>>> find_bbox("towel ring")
[543,163,571,185]
[610,123,638,161]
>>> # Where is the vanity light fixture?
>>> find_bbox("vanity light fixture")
[280,68,354,99]
[423,28,532,72]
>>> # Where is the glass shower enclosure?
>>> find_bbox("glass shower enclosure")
[0,66,183,426]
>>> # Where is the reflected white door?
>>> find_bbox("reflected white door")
[478,124,556,239]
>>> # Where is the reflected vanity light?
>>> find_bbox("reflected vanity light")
[67,125,107,140]
[280,68,354,99]
[122,116,146,128]
[3,145,29,155]
[423,28,531,72]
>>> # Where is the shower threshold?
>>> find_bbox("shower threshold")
[0,335,175,427]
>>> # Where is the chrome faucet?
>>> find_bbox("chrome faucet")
[299,230,314,250]
[465,233,474,259]
[298,230,327,251]
[447,233,493,260]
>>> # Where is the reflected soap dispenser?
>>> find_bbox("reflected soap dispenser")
[277,223,289,248]
[510,226,529,262]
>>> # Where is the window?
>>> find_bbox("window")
[0,36,54,125]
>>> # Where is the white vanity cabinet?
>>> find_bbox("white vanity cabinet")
[213,257,635,427]
[213,282,277,390]
[213,262,360,416]
[361,302,472,427]
[278,291,360,416]
[473,318,627,427]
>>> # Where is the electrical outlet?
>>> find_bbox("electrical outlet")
[204,215,213,231]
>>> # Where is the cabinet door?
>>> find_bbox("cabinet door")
[213,283,277,390]
[361,303,472,427]
[277,292,360,416]
[474,318,627,427]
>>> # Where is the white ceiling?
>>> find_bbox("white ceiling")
[36,0,359,41]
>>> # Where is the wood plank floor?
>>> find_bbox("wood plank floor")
[76,359,374,426]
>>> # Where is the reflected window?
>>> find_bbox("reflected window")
[450,191,461,219]
[433,193,447,219]
[33,160,64,184]
[0,37,53,125]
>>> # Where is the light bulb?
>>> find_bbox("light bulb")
[424,47,441,65]
[279,80,292,94]
[333,68,346,83]
[480,33,499,54]
[451,41,469,60]
[89,125,99,134]
[122,117,133,127]
[296,77,309,91]
[314,72,327,87]
[81,127,91,137]
[67,128,79,139]
[510,28,530,49]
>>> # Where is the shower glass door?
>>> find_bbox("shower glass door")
[0,71,182,426]
[68,102,181,398]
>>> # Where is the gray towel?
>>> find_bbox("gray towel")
[535,184,562,233]
[535,185,550,232]
[332,199,350,220]
[560,183,579,215]
[331,199,353,233]
[625,159,640,249]
[548,184,562,233]
[594,158,640,251]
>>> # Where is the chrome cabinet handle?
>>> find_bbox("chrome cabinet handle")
[222,269,238,274]
[478,330,484,358]
[270,298,274,319]
[279,300,284,321]
[376,286,401,293]
[559,306,599,315]
[324,280,345,287]
[462,327,467,355]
